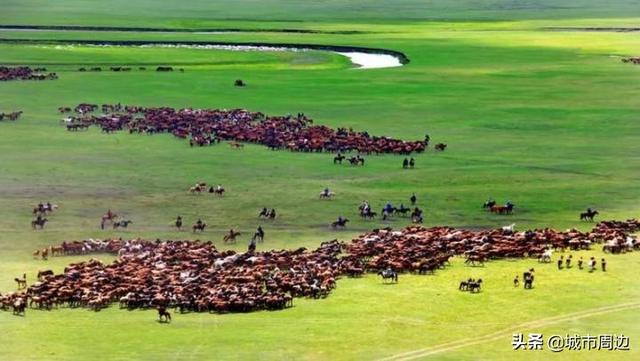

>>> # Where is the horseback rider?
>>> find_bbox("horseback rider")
[196,218,203,228]
[216,184,223,192]
[409,158,415,168]
[402,158,409,168]
[410,193,417,205]
[384,202,393,214]
[506,200,514,209]
[323,187,330,197]
[269,208,276,219]
[256,225,264,239]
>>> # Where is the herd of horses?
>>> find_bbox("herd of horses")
[77,66,184,72]
[2,218,639,316]
[0,66,57,81]
[58,103,429,154]
[622,57,640,65]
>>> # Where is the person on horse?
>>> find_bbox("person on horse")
[409,158,415,168]
[46,202,52,211]
[402,158,409,169]
[424,133,430,143]
[384,202,394,214]
[323,187,331,197]
[196,218,203,228]
[216,184,223,192]
[256,225,264,239]
[410,193,417,205]
[269,208,276,219]
[106,209,114,219]
[506,200,514,208]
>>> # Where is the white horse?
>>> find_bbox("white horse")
[319,191,335,199]
[502,223,516,233]
[539,248,553,263]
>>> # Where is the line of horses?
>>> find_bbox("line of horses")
[59,103,428,154]
[621,57,640,64]
[0,66,57,81]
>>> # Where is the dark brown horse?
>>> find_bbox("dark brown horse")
[158,306,171,323]
[580,209,599,222]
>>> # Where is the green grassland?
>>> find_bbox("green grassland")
[0,1,640,360]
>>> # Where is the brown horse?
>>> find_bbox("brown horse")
[434,143,447,151]
[158,306,172,323]
[192,222,207,233]
[31,218,48,230]
[223,229,241,243]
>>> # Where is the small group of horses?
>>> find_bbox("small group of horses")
[259,208,277,220]
[100,210,132,230]
[31,202,58,230]
[0,66,57,81]
[621,57,640,65]
[482,200,515,215]
[402,157,415,169]
[333,153,365,166]
[189,182,225,196]
[0,111,22,121]
[458,278,483,293]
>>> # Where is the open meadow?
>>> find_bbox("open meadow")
[0,1,639,360]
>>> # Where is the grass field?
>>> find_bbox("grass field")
[0,1,639,360]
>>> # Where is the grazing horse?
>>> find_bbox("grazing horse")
[113,220,133,229]
[213,186,225,196]
[580,209,599,222]
[333,154,345,164]
[434,143,447,151]
[223,229,241,243]
[331,218,349,229]
[378,269,398,283]
[31,218,48,230]
[158,306,171,323]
